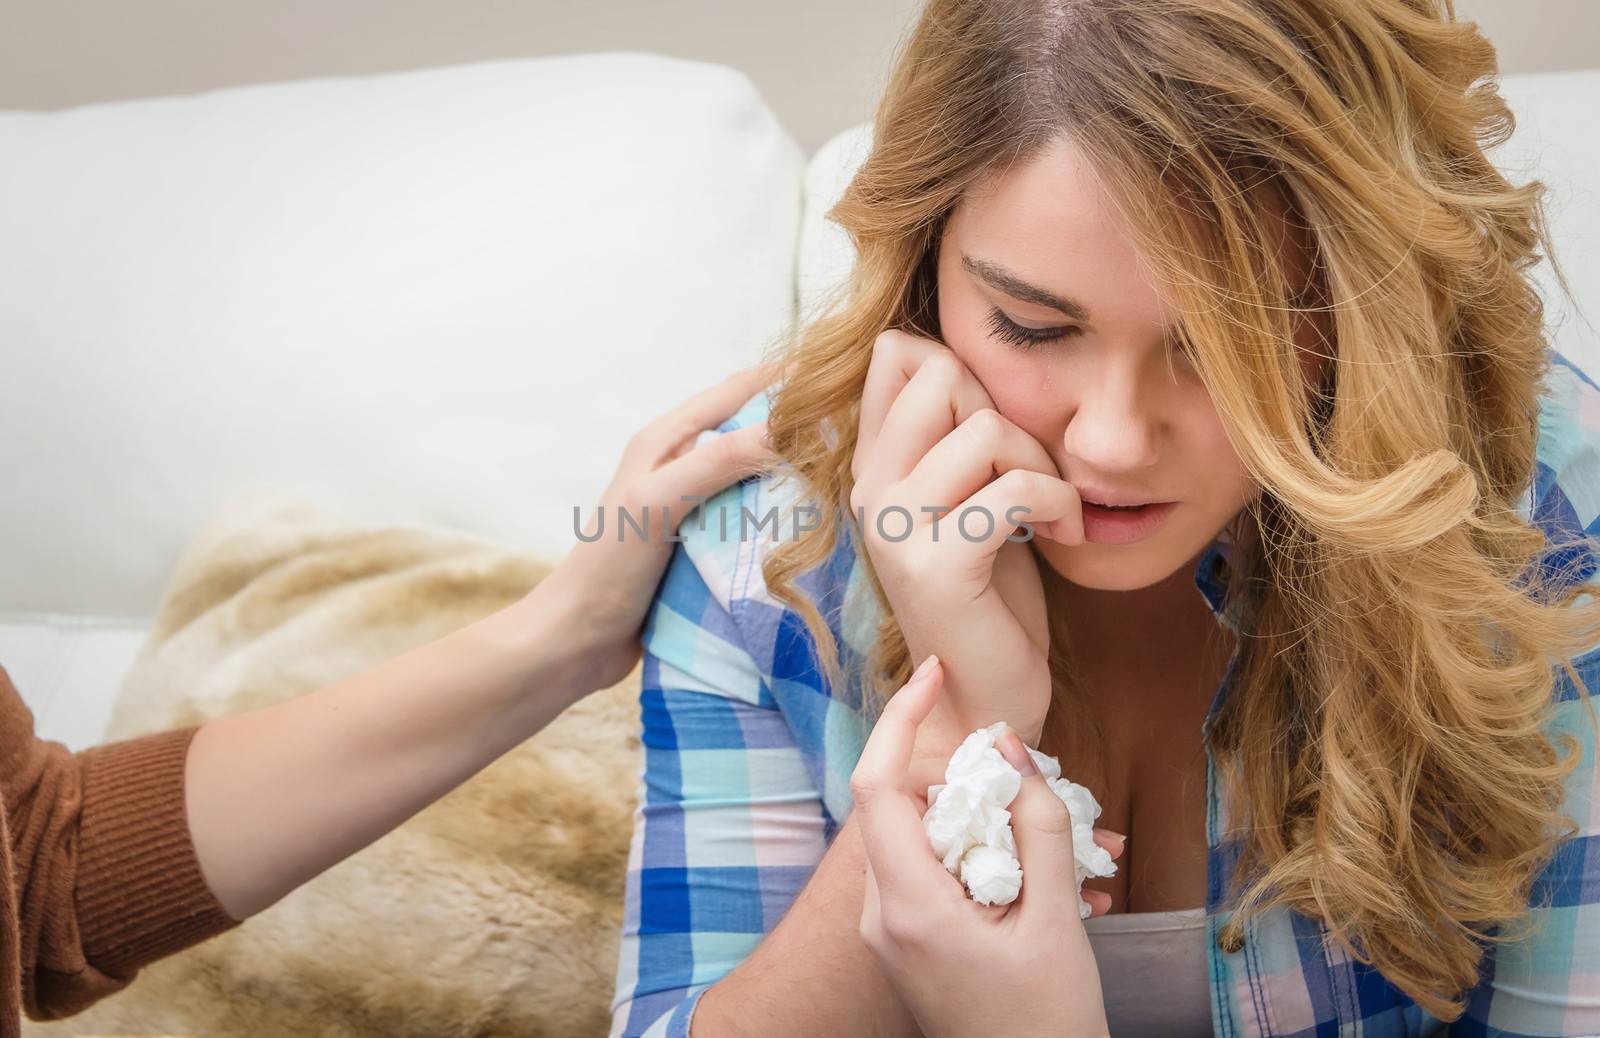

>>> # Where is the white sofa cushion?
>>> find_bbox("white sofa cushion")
[798,71,1600,374]
[797,121,873,323]
[0,53,804,617]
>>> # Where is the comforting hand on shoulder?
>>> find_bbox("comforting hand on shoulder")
[522,361,784,698]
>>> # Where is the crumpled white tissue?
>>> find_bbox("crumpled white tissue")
[922,722,1117,916]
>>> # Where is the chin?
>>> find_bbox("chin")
[1032,535,1188,592]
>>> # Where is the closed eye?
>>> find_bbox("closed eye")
[983,307,1082,351]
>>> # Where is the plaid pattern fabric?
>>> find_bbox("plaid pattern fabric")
[609,350,1600,1038]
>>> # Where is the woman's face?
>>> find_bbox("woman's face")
[934,133,1323,593]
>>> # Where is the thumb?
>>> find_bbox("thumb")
[995,730,1081,918]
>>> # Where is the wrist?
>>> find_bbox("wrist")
[471,593,591,722]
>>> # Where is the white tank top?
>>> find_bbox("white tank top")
[1081,906,1213,1037]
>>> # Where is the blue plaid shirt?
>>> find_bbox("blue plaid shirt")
[609,350,1600,1038]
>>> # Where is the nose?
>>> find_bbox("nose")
[1058,358,1164,475]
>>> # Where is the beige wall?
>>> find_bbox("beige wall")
[1,0,1594,155]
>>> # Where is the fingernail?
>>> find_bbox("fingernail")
[996,731,1037,776]
[908,652,940,684]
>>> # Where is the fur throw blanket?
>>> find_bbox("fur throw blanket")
[24,499,641,1037]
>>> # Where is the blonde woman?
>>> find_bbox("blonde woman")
[608,1,1600,1036]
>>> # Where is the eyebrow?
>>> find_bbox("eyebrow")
[960,253,1093,322]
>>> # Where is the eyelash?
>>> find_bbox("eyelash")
[984,305,1199,367]
[983,307,1081,351]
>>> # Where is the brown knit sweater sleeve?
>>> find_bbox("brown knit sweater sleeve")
[0,663,240,1024]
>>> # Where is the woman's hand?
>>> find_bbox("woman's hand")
[850,329,1084,756]
[518,361,784,698]
[852,656,1117,1038]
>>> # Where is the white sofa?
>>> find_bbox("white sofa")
[1,53,1594,750]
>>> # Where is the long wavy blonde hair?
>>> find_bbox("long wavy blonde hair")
[751,0,1600,1020]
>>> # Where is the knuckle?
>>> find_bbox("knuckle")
[848,479,870,515]
[849,774,883,811]
[1041,800,1074,836]
[921,349,959,381]
[848,438,867,476]
[964,406,1006,442]
[873,328,909,358]
[880,908,932,949]
[995,467,1043,496]
[1021,790,1074,834]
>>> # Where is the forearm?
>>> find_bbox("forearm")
[692,812,921,1038]
[184,596,579,919]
